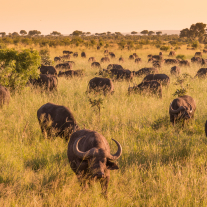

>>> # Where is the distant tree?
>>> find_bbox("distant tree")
[20,30,27,35]
[0,32,6,37]
[28,30,41,36]
[148,31,155,36]
[86,32,91,35]
[115,32,122,36]
[118,40,125,50]
[11,32,19,37]
[180,22,206,40]
[156,31,162,36]
[72,30,83,36]
[131,31,138,35]
[140,30,149,35]
[50,31,61,36]
[107,31,111,35]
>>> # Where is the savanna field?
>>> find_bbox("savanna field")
[1,45,207,206]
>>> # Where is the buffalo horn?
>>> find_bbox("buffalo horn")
[186,101,193,113]
[169,103,184,114]
[107,139,122,160]
[73,136,96,159]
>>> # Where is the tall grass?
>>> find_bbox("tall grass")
[0,45,207,206]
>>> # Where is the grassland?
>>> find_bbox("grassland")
[1,45,207,206]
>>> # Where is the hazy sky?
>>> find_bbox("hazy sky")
[1,0,207,35]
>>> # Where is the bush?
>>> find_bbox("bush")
[176,54,186,60]
[160,45,170,51]
[0,48,41,90]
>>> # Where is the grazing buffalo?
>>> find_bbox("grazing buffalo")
[152,55,163,61]
[129,55,134,60]
[63,50,73,55]
[97,46,101,50]
[104,50,109,54]
[40,65,57,75]
[110,68,133,81]
[107,64,123,70]
[169,51,176,56]
[0,85,10,108]
[195,52,202,57]
[148,54,152,58]
[159,52,163,56]
[29,74,58,91]
[55,63,72,70]
[109,52,115,58]
[153,61,162,69]
[134,67,158,77]
[37,103,79,140]
[133,53,138,58]
[87,77,114,95]
[101,57,110,63]
[170,66,181,75]
[143,74,170,86]
[88,57,96,62]
[73,52,78,57]
[203,49,207,53]
[67,129,122,196]
[179,60,190,67]
[194,68,207,78]
[58,70,84,78]
[119,57,124,62]
[164,59,179,64]
[191,57,203,64]
[135,58,142,63]
[81,52,86,58]
[169,95,196,126]
[54,57,61,62]
[91,62,101,68]
[128,80,162,98]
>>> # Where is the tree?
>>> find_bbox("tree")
[140,30,149,35]
[118,40,125,50]
[72,30,83,36]
[131,31,138,35]
[0,49,41,90]
[0,32,6,37]
[148,31,155,36]
[11,32,19,37]
[107,31,111,35]
[50,31,61,36]
[180,28,190,38]
[20,30,27,35]
[86,32,91,35]
[28,30,41,36]
[156,31,162,36]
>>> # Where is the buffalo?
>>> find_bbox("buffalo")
[128,80,162,98]
[109,52,115,58]
[164,59,179,65]
[179,60,190,67]
[195,52,202,57]
[87,77,114,95]
[67,129,122,196]
[133,53,138,58]
[109,68,133,81]
[153,61,162,69]
[143,74,170,86]
[54,57,61,62]
[152,55,163,61]
[195,68,207,78]
[129,55,134,60]
[169,95,196,126]
[107,64,123,70]
[40,65,57,75]
[191,57,203,64]
[135,58,142,63]
[73,52,78,57]
[29,74,58,91]
[203,49,207,53]
[55,63,72,70]
[101,57,110,63]
[119,57,124,62]
[91,62,101,68]
[81,52,86,58]
[37,103,79,140]
[58,70,84,78]
[88,57,96,62]
[134,67,158,77]
[97,46,101,50]
[169,51,176,56]
[0,85,10,108]
[170,66,181,75]
[63,50,73,55]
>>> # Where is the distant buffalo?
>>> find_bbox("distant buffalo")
[133,53,138,58]
[119,57,124,62]
[58,70,84,78]
[134,67,158,77]
[81,52,86,58]
[110,68,133,81]
[37,103,79,140]
[88,57,96,62]
[164,59,179,64]
[129,55,134,60]
[63,50,73,55]
[135,58,142,63]
[91,62,101,68]
[87,77,114,95]
[128,80,162,98]
[55,63,72,70]
[40,65,57,75]
[29,74,58,91]
[195,68,207,78]
[107,64,123,70]
[109,52,115,58]
[179,60,190,67]
[73,52,78,57]
[169,51,176,56]
[0,85,10,108]
[152,55,163,61]
[54,57,61,62]
[143,74,170,86]
[170,66,181,75]
[195,52,202,57]
[100,57,110,63]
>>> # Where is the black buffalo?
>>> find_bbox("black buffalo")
[135,58,142,63]
[87,77,114,95]
[179,60,190,67]
[37,103,79,140]
[67,129,122,196]
[73,52,78,57]
[88,57,96,62]
[40,65,57,75]
[58,70,84,78]
[55,63,72,70]
[63,50,73,55]
[81,52,86,58]
[195,68,207,78]
[169,95,196,126]
[164,59,179,64]
[143,74,170,86]
[169,51,176,56]
[134,67,158,77]
[91,62,101,68]
[109,52,115,58]
[107,64,123,70]
[101,57,110,63]
[170,66,181,75]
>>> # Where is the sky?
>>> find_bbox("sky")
[1,0,207,35]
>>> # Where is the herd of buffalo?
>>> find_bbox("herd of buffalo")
[1,48,207,196]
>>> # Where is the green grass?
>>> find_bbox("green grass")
[1,45,207,206]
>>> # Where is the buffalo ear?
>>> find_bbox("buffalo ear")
[107,160,119,170]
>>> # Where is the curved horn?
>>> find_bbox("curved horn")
[107,139,122,160]
[73,136,96,160]
[186,101,193,113]
[169,103,184,114]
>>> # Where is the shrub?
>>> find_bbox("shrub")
[176,54,186,60]
[160,45,170,51]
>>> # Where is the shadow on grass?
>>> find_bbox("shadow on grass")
[151,115,170,130]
